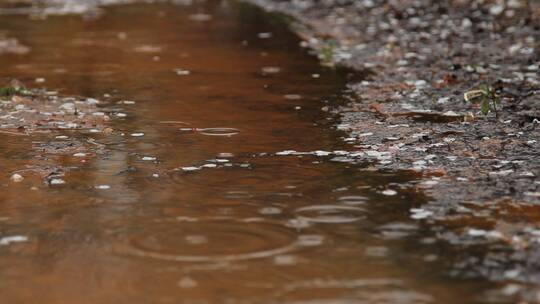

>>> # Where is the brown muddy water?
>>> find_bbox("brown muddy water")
[0,1,503,303]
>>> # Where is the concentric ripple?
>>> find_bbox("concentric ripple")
[294,205,365,224]
[196,127,240,137]
[115,219,318,262]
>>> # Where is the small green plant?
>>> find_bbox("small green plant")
[0,86,20,97]
[464,85,501,118]
[320,41,337,67]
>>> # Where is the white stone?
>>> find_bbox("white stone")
[10,174,24,183]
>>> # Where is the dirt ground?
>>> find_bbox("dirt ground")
[245,0,540,299]
[0,80,112,184]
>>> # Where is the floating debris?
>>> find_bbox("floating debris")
[174,69,191,76]
[181,167,200,172]
[49,178,66,185]
[0,235,28,246]
[381,189,397,196]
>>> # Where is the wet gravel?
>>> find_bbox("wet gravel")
[245,0,540,299]
[0,82,113,182]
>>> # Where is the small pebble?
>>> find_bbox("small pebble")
[50,178,66,185]
[381,189,397,196]
[10,174,24,183]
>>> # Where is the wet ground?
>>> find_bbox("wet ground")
[0,1,533,303]
[244,0,540,301]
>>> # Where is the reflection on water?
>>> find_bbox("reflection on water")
[0,1,500,303]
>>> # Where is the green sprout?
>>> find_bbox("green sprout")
[320,41,337,67]
[464,85,502,118]
[0,86,21,97]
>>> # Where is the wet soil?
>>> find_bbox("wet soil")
[244,0,540,301]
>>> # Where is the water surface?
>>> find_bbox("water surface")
[0,1,497,303]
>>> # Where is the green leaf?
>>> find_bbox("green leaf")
[0,86,19,97]
[481,99,490,116]
[479,84,489,94]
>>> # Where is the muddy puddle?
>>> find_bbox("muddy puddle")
[0,1,513,303]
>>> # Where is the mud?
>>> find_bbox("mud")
[244,0,540,299]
